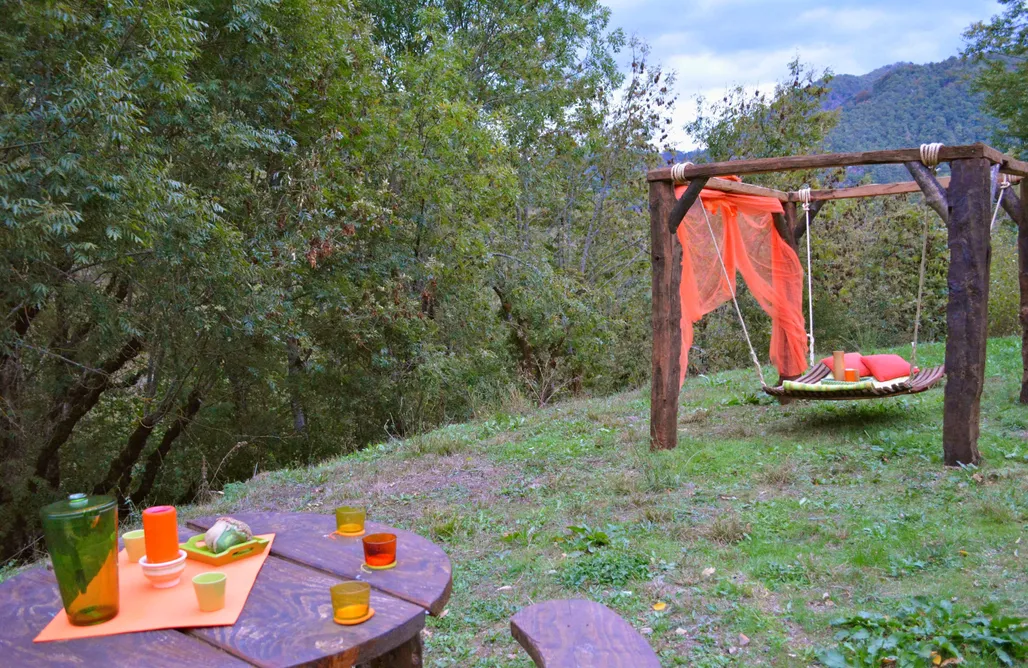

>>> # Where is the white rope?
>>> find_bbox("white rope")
[920,142,943,168]
[797,186,815,364]
[696,193,767,386]
[991,175,1011,232]
[671,162,689,184]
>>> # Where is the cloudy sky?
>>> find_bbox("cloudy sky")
[605,0,1002,148]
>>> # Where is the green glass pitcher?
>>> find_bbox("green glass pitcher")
[40,493,120,625]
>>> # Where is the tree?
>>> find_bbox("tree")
[964,0,1028,156]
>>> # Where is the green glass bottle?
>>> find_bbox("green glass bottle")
[40,493,120,625]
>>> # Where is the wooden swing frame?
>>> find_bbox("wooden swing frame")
[648,143,1028,466]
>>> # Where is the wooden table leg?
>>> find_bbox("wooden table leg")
[365,633,422,668]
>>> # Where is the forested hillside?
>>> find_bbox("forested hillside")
[825,57,999,181]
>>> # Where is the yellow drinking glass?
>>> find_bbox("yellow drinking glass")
[331,581,370,621]
[335,506,366,535]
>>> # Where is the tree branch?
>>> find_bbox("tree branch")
[905,161,950,224]
[129,387,205,506]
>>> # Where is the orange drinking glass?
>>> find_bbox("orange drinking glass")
[362,533,397,567]
[142,505,179,564]
[335,506,366,535]
[844,368,859,382]
[331,581,370,621]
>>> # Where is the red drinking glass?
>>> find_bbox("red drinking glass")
[362,533,397,567]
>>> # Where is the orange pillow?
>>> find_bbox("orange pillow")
[820,352,870,377]
[861,354,911,382]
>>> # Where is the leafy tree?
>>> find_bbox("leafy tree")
[964,0,1028,156]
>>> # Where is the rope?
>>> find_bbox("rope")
[991,175,1011,232]
[920,142,943,168]
[797,187,815,364]
[911,143,943,369]
[670,162,689,184]
[696,193,767,386]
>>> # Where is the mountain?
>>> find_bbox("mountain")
[825,57,999,182]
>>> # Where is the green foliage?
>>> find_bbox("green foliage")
[965,0,1028,156]
[818,598,1028,667]
[558,549,649,588]
[825,58,999,182]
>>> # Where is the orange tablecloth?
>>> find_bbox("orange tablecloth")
[35,533,274,642]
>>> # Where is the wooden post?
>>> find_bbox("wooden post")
[1019,180,1028,403]
[775,203,799,253]
[650,180,682,450]
[942,158,992,466]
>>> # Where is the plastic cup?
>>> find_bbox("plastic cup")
[362,533,397,567]
[335,506,366,534]
[193,572,227,611]
[844,368,859,382]
[331,581,370,621]
[122,530,146,563]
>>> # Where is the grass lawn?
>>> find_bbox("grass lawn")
[190,337,1028,666]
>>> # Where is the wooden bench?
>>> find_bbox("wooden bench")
[510,599,660,667]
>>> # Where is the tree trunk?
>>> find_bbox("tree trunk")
[942,158,991,466]
[287,337,307,433]
[650,179,681,450]
[130,388,204,506]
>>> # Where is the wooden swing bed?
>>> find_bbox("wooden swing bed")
[648,143,1028,467]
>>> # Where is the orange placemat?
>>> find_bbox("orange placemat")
[35,533,275,642]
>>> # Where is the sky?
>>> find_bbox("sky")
[605,0,1003,148]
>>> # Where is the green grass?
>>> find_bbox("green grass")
[189,337,1028,666]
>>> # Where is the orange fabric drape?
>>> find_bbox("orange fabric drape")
[675,180,808,384]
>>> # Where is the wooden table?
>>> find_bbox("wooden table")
[0,512,452,667]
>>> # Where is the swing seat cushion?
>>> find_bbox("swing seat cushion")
[861,354,912,382]
[819,352,870,377]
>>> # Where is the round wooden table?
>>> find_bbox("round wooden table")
[0,511,452,667]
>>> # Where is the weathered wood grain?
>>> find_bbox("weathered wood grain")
[648,144,996,181]
[510,599,660,668]
[649,179,682,451]
[943,158,992,466]
[789,177,952,202]
[1019,181,1028,404]
[0,567,248,668]
[1002,187,1023,228]
[366,634,422,668]
[905,162,950,224]
[188,556,424,668]
[791,200,825,242]
[188,513,451,616]
[667,177,709,233]
[673,176,789,201]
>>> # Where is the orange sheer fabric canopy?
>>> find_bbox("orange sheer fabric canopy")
[675,179,809,383]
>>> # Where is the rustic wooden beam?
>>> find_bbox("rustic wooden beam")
[667,177,709,233]
[1019,180,1028,404]
[982,144,1028,177]
[792,200,826,242]
[942,157,992,466]
[795,177,952,202]
[904,161,949,225]
[773,206,798,254]
[673,176,790,201]
[648,144,996,181]
[1001,185,1022,227]
[650,180,682,450]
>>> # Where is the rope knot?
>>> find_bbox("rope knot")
[670,161,695,184]
[999,174,1012,190]
[919,143,944,169]
[797,186,812,212]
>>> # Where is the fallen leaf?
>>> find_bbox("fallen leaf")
[652,601,667,611]
[959,550,969,557]
[931,651,942,666]
[641,627,653,635]
[738,633,750,646]
[675,628,687,636]
[702,567,716,577]
[496,585,512,592]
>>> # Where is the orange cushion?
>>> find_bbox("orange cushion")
[861,354,912,382]
[820,352,870,377]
